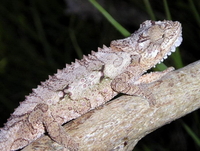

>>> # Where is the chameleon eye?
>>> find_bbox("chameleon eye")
[148,25,165,43]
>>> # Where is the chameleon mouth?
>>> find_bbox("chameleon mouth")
[158,33,183,64]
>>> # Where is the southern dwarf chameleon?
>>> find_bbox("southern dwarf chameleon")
[0,20,182,151]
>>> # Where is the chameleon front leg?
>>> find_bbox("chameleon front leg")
[134,67,174,84]
[111,67,174,105]
[30,103,78,151]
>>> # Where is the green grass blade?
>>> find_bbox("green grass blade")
[171,48,183,68]
[163,0,172,20]
[143,0,156,20]
[89,0,130,37]
[182,122,200,147]
[30,0,56,68]
[69,28,83,59]
[155,63,168,71]
[188,0,200,27]
[163,0,183,68]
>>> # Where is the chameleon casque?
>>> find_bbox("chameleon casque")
[0,20,182,151]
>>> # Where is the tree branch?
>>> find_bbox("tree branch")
[22,60,200,151]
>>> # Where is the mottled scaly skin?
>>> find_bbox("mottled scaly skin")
[0,20,182,151]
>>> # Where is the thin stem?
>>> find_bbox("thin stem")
[89,0,130,37]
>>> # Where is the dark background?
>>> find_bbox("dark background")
[0,0,200,150]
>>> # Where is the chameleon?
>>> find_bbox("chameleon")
[0,20,182,151]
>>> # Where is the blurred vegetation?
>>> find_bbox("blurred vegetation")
[0,0,200,150]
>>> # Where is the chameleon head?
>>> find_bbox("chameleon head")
[110,20,182,69]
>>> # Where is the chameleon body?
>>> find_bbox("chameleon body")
[0,20,182,151]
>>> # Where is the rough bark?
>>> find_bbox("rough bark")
[22,60,200,151]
